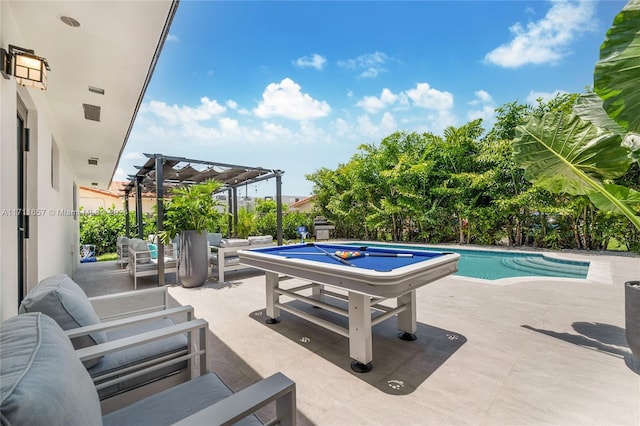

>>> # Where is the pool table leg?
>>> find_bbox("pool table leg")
[348,292,373,373]
[397,290,417,341]
[265,271,281,324]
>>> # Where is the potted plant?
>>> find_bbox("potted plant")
[513,0,640,364]
[159,180,223,288]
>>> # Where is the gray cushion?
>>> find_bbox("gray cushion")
[0,313,102,425]
[103,372,262,426]
[89,319,188,400]
[129,238,151,264]
[219,238,251,248]
[18,274,106,368]
[207,232,223,247]
[248,235,273,245]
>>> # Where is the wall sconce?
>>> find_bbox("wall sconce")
[1,45,50,90]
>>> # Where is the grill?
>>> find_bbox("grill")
[313,216,335,241]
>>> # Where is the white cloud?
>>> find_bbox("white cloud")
[467,105,496,123]
[145,97,226,125]
[526,89,567,104]
[166,34,179,43]
[294,53,326,70]
[467,90,496,124]
[338,52,389,78]
[253,78,331,120]
[405,83,454,110]
[357,88,406,114]
[226,100,238,109]
[469,90,493,105]
[113,167,128,181]
[484,0,596,68]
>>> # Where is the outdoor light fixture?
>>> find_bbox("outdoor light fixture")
[1,45,50,90]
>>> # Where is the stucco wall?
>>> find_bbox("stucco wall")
[1,3,79,319]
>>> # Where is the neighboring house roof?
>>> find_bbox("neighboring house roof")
[290,195,316,208]
[79,181,157,199]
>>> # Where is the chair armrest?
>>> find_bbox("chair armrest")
[174,372,296,426]
[76,319,207,361]
[76,319,208,387]
[89,287,169,320]
[65,305,194,339]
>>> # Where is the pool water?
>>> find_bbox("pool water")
[348,243,589,280]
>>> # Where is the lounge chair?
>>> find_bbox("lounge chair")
[1,313,296,425]
[18,274,194,412]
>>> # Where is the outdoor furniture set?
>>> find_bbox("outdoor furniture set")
[1,273,297,424]
[208,233,274,282]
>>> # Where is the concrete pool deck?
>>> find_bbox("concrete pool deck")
[75,248,640,425]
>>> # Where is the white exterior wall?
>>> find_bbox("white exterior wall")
[1,3,79,320]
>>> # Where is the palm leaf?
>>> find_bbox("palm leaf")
[594,0,640,133]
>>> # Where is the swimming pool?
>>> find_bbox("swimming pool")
[347,243,589,280]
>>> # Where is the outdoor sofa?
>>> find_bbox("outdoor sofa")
[18,274,199,413]
[0,312,297,425]
[208,233,274,282]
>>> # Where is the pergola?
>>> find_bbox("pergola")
[121,153,284,285]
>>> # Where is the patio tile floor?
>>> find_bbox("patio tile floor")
[74,249,640,425]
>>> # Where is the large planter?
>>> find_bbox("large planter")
[178,230,209,288]
[625,281,640,363]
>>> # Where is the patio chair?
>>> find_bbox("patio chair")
[1,313,296,425]
[18,274,195,412]
[117,236,130,268]
[128,238,178,289]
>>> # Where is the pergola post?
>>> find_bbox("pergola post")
[135,176,144,239]
[232,186,238,237]
[227,188,233,237]
[276,171,283,245]
[124,192,130,238]
[155,155,165,286]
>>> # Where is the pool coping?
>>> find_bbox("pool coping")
[334,240,616,286]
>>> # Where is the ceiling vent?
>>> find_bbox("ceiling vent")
[88,157,98,166]
[88,86,105,95]
[83,104,101,122]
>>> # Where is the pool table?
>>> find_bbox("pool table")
[238,242,459,372]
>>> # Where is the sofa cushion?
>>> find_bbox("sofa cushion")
[102,372,262,426]
[0,313,103,425]
[129,238,151,264]
[248,235,273,245]
[18,274,106,368]
[219,238,251,248]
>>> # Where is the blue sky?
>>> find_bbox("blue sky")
[115,0,627,197]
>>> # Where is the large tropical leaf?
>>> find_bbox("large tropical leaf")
[514,112,628,194]
[594,0,640,133]
[588,184,640,214]
[573,92,626,136]
[514,112,640,229]
[623,133,640,162]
